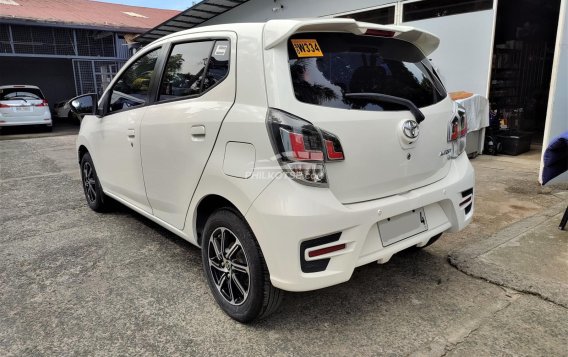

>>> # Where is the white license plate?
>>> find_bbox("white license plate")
[378,208,428,246]
[14,107,32,112]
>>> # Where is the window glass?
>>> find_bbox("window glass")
[0,88,44,100]
[202,40,230,91]
[403,0,493,22]
[288,32,446,111]
[108,49,159,113]
[159,41,214,101]
[338,6,395,25]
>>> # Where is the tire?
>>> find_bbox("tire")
[45,125,53,132]
[80,152,109,212]
[201,209,283,323]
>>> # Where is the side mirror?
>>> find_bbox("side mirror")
[68,93,98,117]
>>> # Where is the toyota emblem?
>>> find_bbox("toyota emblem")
[402,120,420,140]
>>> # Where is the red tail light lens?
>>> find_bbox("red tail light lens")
[34,99,49,107]
[0,103,9,108]
[267,108,344,186]
[447,103,467,158]
[323,131,345,160]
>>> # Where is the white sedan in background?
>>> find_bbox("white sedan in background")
[0,85,52,131]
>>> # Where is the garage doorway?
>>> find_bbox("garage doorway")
[489,0,562,145]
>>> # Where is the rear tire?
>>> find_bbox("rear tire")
[45,125,53,132]
[201,209,283,323]
[80,152,109,212]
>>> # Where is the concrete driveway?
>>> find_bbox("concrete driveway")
[1,135,566,356]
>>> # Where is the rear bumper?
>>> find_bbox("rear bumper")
[0,113,52,127]
[245,153,474,292]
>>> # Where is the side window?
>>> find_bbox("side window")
[158,40,230,101]
[108,49,159,113]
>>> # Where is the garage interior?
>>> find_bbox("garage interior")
[488,0,561,149]
[0,57,75,105]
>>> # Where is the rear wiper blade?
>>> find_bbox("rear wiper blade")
[344,92,425,123]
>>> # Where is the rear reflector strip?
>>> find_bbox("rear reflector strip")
[308,243,346,258]
[460,196,472,207]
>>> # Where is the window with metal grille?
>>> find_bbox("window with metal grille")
[403,0,493,22]
[2,24,119,58]
[338,6,396,25]
[0,24,11,54]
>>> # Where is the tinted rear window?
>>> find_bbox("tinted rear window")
[288,33,446,111]
[0,88,44,100]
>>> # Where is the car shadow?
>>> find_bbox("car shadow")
[108,200,456,330]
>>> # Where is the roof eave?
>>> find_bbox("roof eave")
[0,17,149,34]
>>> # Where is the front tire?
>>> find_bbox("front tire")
[80,152,108,212]
[201,209,283,323]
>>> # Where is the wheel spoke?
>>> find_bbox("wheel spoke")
[216,273,227,289]
[220,228,227,256]
[227,275,234,303]
[211,236,222,260]
[231,274,246,298]
[226,241,240,259]
[209,258,225,273]
[232,261,249,274]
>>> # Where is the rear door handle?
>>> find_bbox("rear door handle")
[127,129,136,138]
[190,125,206,140]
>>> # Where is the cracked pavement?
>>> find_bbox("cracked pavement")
[1,135,566,356]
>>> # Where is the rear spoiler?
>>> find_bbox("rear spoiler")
[263,18,440,56]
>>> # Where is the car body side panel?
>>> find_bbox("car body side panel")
[140,32,238,229]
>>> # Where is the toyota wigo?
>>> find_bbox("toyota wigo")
[0,85,52,131]
[71,19,474,322]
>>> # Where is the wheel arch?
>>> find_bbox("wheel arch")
[195,194,242,247]
[78,145,89,163]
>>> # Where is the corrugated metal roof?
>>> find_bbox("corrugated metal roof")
[0,0,180,33]
[135,0,249,44]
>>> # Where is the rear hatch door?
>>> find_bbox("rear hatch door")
[263,20,454,204]
[0,87,46,118]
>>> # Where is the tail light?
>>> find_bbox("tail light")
[447,103,467,158]
[34,99,49,107]
[0,103,9,108]
[267,108,344,186]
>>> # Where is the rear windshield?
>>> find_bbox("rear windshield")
[0,88,44,101]
[288,32,446,111]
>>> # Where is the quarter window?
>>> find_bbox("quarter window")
[108,49,159,113]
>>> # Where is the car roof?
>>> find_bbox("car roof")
[0,85,41,90]
[151,18,440,56]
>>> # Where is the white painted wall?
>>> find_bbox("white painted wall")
[540,0,568,185]
[202,0,398,24]
[201,0,495,96]
[403,10,495,96]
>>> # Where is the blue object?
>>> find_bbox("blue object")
[542,131,568,185]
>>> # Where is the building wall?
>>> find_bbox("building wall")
[200,0,495,95]
[402,10,495,96]
[0,57,76,106]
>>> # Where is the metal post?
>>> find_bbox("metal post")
[8,25,15,54]
[91,60,97,94]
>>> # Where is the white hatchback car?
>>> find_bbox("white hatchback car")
[72,19,474,322]
[0,85,52,131]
